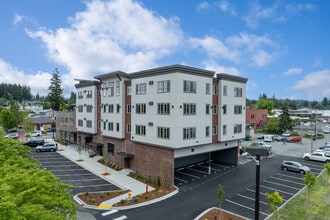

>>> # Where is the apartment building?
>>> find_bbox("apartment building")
[74,64,247,185]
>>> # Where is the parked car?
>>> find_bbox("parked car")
[4,133,18,139]
[286,136,302,143]
[35,142,58,152]
[272,135,285,141]
[264,135,273,142]
[257,135,264,140]
[23,139,45,147]
[303,152,330,163]
[257,142,272,150]
[281,161,311,174]
[282,132,291,137]
[31,131,42,137]
[319,145,330,150]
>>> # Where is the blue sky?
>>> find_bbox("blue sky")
[1,0,330,101]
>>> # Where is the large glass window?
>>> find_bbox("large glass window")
[157,80,170,93]
[136,103,146,114]
[158,103,170,115]
[234,87,243,97]
[157,127,170,139]
[136,83,146,95]
[136,125,146,136]
[183,80,197,93]
[234,105,242,114]
[183,127,196,139]
[183,103,196,115]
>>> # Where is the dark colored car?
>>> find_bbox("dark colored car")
[281,161,310,174]
[23,139,45,147]
[35,142,58,152]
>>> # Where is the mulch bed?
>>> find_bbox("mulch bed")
[198,208,245,220]
[77,190,129,206]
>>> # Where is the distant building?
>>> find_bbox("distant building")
[245,108,268,130]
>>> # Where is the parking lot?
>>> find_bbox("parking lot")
[31,151,119,195]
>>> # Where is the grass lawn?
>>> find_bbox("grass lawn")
[267,169,330,220]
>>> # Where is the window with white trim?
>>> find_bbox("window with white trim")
[222,104,227,114]
[223,125,227,135]
[136,83,146,95]
[78,119,83,127]
[183,103,196,115]
[212,85,218,95]
[86,105,93,112]
[86,120,92,128]
[234,87,243,97]
[127,123,131,133]
[135,125,146,136]
[78,105,83,112]
[206,104,210,115]
[234,124,242,133]
[157,127,170,139]
[157,103,170,115]
[116,104,120,113]
[206,83,210,95]
[212,105,217,114]
[234,105,242,114]
[116,123,120,132]
[108,104,114,113]
[127,86,131,95]
[108,122,113,131]
[127,104,131,113]
[183,127,196,139]
[115,81,120,96]
[87,90,92,98]
[212,126,217,135]
[205,126,210,137]
[108,82,114,97]
[223,85,227,96]
[183,80,197,93]
[136,103,146,114]
[157,80,170,93]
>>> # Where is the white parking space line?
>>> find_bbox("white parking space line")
[74,183,112,188]
[39,165,80,168]
[200,165,222,172]
[263,180,301,190]
[56,173,93,177]
[175,170,200,179]
[276,173,304,180]
[63,178,101,182]
[270,176,305,186]
[113,216,127,220]
[101,210,118,216]
[174,177,188,183]
[211,163,230,169]
[48,168,84,171]
[225,199,269,217]
[246,188,288,201]
[236,193,268,205]
[188,167,209,175]
[258,185,294,196]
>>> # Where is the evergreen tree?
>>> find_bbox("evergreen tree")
[48,68,64,111]
[278,102,292,133]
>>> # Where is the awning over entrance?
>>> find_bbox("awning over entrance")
[116,151,134,158]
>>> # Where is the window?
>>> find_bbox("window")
[234,105,242,114]
[86,120,92,128]
[108,82,114,96]
[136,103,146,114]
[127,104,131,113]
[127,123,131,133]
[206,83,210,95]
[212,85,218,95]
[251,114,255,119]
[183,80,197,93]
[222,104,227,114]
[86,105,93,112]
[116,81,120,96]
[136,83,146,95]
[78,105,83,112]
[157,80,170,93]
[103,105,106,113]
[205,126,210,137]
[212,105,217,114]
[212,126,217,135]
[158,103,170,115]
[116,104,121,113]
[234,124,242,134]
[206,104,210,115]
[69,118,74,124]
[108,122,113,131]
[65,117,69,123]
[78,119,83,127]
[107,143,114,156]
[108,104,114,113]
[116,123,120,132]
[183,103,196,115]
[103,122,106,130]
[234,87,243,97]
[78,91,83,99]
[136,125,146,136]
[223,85,227,96]
[87,90,92,98]
[157,127,170,139]
[102,87,107,97]
[183,127,196,139]
[223,125,227,135]
[127,86,131,95]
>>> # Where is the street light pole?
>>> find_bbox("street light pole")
[255,153,260,220]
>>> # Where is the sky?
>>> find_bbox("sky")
[1,0,330,101]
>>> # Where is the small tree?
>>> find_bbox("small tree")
[77,144,82,161]
[325,163,330,185]
[265,191,283,220]
[103,151,109,174]
[303,172,317,201]
[217,184,225,219]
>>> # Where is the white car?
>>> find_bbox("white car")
[31,131,42,137]
[303,152,330,163]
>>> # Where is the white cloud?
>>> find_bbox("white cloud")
[284,68,303,76]
[196,1,210,11]
[189,36,240,63]
[251,50,273,67]
[217,0,237,16]
[13,14,24,25]
[292,69,330,99]
[27,0,183,78]
[202,60,240,75]
[0,59,52,96]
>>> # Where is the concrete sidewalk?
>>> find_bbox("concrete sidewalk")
[56,143,177,210]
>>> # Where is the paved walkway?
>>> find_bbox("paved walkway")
[56,143,177,210]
